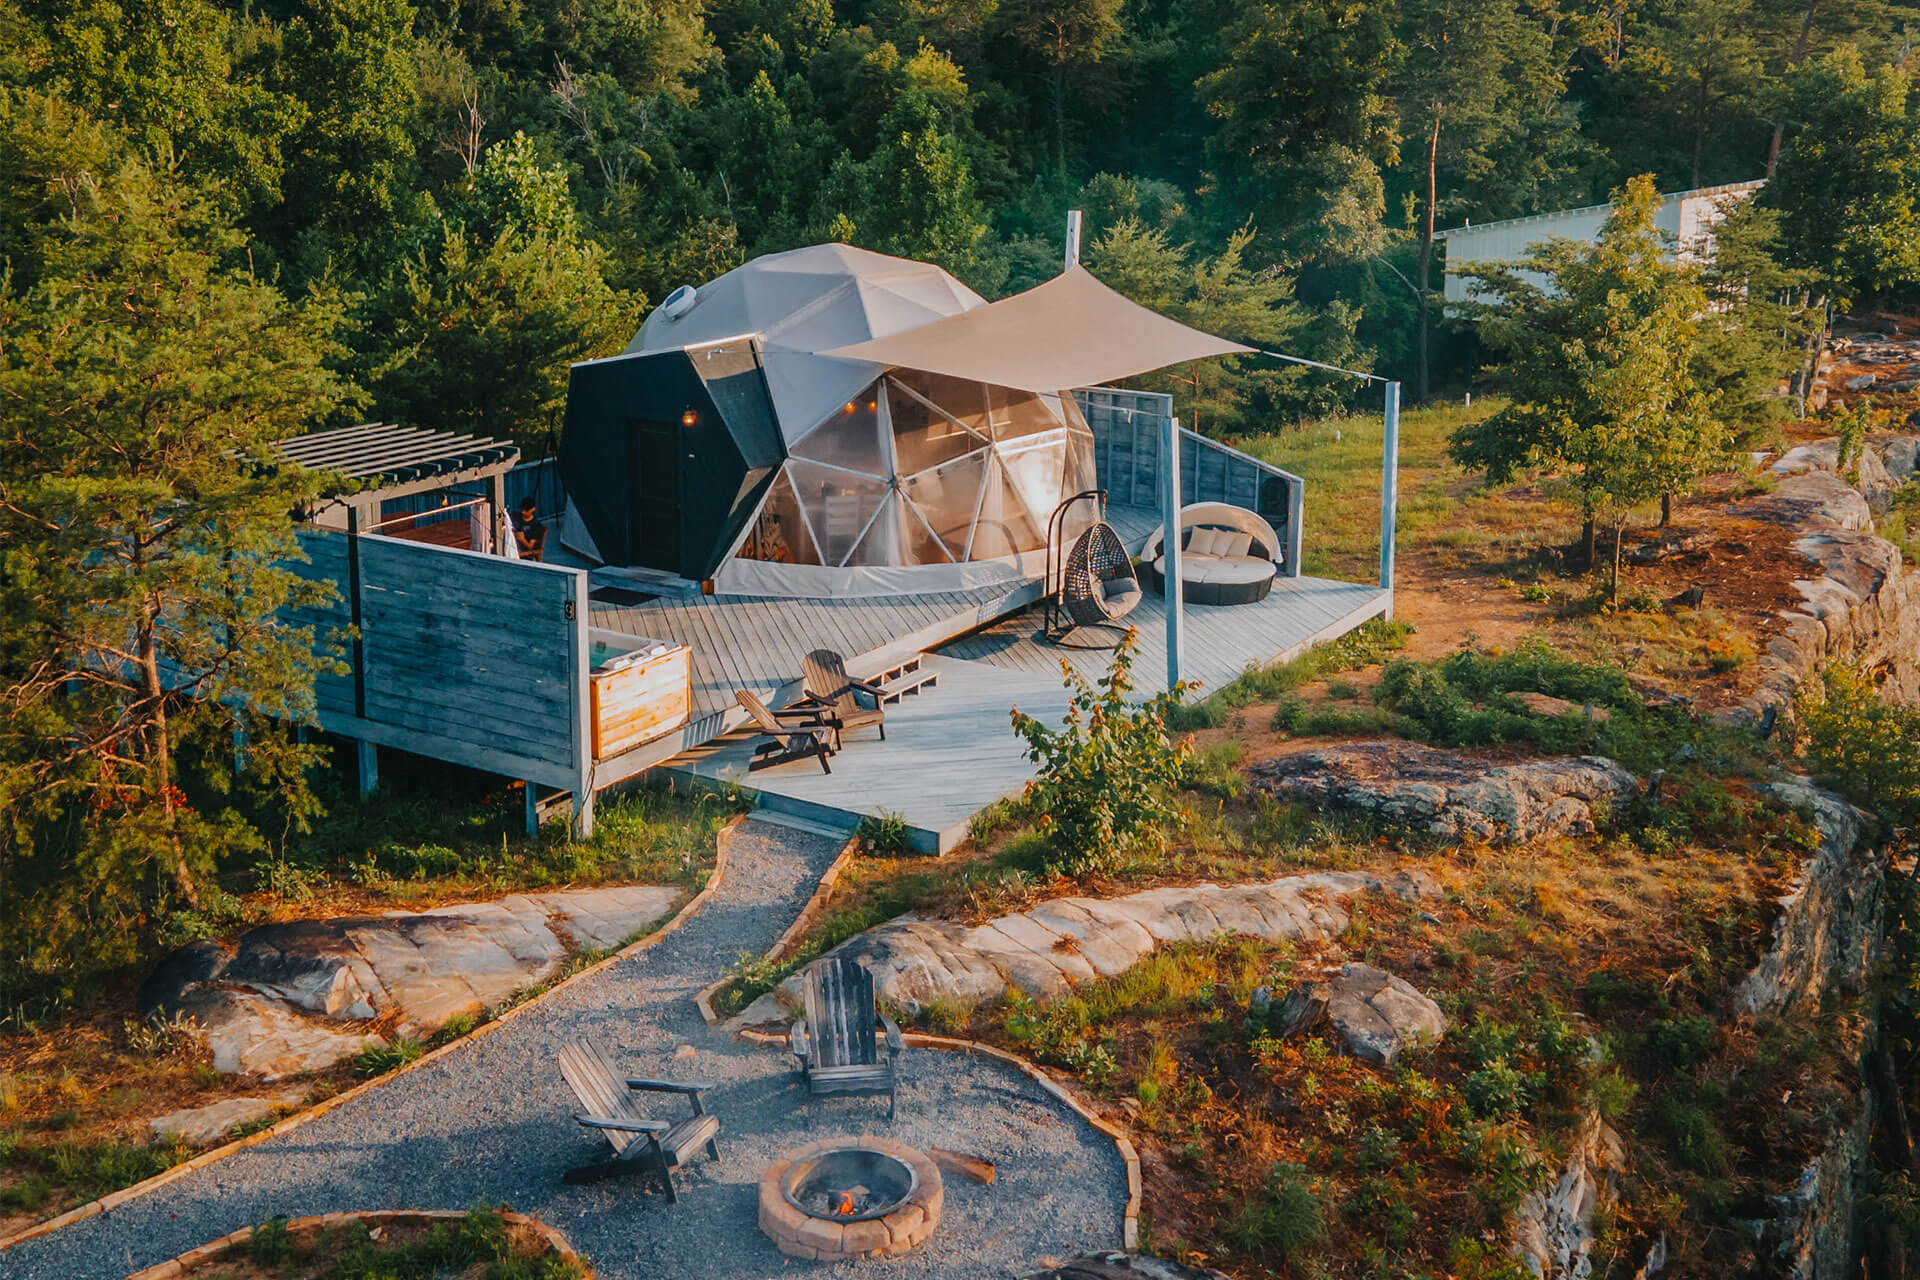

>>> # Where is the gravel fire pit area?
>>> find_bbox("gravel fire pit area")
[760,1137,943,1259]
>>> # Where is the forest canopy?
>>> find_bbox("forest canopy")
[2,0,1914,443]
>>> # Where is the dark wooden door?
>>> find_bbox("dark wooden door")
[628,418,682,572]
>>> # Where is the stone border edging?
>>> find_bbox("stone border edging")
[121,1207,584,1280]
[691,836,859,1027]
[696,970,1144,1252]
[0,814,749,1255]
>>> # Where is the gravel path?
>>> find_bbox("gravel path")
[5,819,1126,1280]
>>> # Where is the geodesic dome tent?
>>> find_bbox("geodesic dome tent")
[558,243,1249,597]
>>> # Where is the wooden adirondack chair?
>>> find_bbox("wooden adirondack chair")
[800,649,886,746]
[735,690,835,773]
[789,956,903,1117]
[556,1039,721,1199]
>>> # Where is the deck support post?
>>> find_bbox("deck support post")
[356,739,378,796]
[1162,414,1184,692]
[490,470,510,557]
[1379,380,1401,614]
[572,787,595,840]
[525,782,540,837]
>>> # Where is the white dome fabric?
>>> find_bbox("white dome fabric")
[631,244,987,448]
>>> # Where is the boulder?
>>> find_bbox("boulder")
[789,867,1439,1017]
[1248,742,1640,846]
[173,988,385,1080]
[149,1096,288,1146]
[1272,963,1446,1065]
[138,940,232,1020]
[149,883,679,1076]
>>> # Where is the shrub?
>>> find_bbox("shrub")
[1464,1057,1532,1119]
[1010,633,1192,876]
[1227,1162,1327,1257]
[1653,1092,1732,1175]
[1646,1015,1716,1073]
[1793,663,1920,825]
[854,811,913,857]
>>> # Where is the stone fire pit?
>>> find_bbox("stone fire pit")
[759,1137,943,1260]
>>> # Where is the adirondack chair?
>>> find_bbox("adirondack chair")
[555,1039,721,1199]
[789,956,903,1117]
[800,649,886,745]
[736,690,835,773]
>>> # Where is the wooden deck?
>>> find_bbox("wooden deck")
[942,573,1392,699]
[660,573,1392,852]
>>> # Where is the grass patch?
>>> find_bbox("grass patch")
[1167,616,1413,729]
[233,1206,585,1279]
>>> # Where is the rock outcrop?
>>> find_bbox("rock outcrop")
[1510,1109,1627,1279]
[143,884,679,1078]
[1267,963,1447,1065]
[1733,781,1884,1018]
[785,867,1437,1016]
[1248,742,1640,845]
[149,1095,294,1145]
[1730,457,1920,723]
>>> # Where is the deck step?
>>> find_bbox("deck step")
[747,809,856,840]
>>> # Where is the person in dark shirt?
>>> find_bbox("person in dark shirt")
[513,498,548,560]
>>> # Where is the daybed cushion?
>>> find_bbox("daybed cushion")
[1145,550,1278,606]
[1216,530,1255,558]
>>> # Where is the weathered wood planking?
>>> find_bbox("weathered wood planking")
[287,529,588,786]
[591,646,691,759]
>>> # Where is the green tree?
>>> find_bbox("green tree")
[1087,218,1310,433]
[1449,175,1730,596]
[266,0,424,278]
[0,165,353,999]
[365,136,633,455]
[1762,47,1920,305]
[993,0,1124,176]
[1394,0,1554,399]
[1693,199,1821,438]
[23,0,303,215]
[1199,0,1401,264]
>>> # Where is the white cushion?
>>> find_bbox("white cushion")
[1188,528,1226,557]
[1197,556,1278,586]
[1217,530,1254,558]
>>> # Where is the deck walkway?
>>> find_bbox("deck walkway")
[665,576,1391,852]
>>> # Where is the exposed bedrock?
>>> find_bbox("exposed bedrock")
[1510,1108,1627,1279]
[783,867,1438,1017]
[1246,741,1640,846]
[139,885,679,1078]
[1730,449,1920,723]
[1264,962,1447,1066]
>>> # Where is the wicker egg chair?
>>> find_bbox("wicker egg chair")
[1053,519,1142,647]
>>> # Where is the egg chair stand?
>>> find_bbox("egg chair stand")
[1044,490,1143,649]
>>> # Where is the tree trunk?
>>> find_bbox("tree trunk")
[1766,0,1823,175]
[1581,517,1597,572]
[1661,492,1672,526]
[137,593,198,908]
[1415,113,1440,404]
[1611,520,1624,606]
[1051,65,1067,179]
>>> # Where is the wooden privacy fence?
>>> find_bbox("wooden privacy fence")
[282,527,595,823]
[1076,387,1305,577]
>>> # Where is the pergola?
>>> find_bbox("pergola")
[278,422,521,549]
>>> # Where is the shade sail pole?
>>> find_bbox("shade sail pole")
[1064,210,1083,271]
[1379,380,1401,611]
[1163,413,1184,692]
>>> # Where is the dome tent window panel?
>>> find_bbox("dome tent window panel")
[741,469,825,565]
[788,460,890,567]
[790,385,889,477]
[998,433,1071,539]
[884,377,988,475]
[899,495,958,564]
[971,454,1046,560]
[890,370,994,436]
[847,494,916,566]
[987,386,1071,442]
[901,448,990,561]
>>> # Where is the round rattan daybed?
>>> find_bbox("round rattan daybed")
[1140,502,1282,606]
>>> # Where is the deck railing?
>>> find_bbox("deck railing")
[1075,387,1305,576]
[282,527,592,812]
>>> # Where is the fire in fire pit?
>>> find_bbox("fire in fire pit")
[760,1138,943,1259]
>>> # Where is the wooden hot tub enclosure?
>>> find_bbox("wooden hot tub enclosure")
[591,640,691,759]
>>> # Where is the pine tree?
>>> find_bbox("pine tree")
[0,162,354,996]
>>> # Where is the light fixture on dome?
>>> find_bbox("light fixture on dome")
[681,408,698,427]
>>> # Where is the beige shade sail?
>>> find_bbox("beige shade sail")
[821,266,1253,392]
